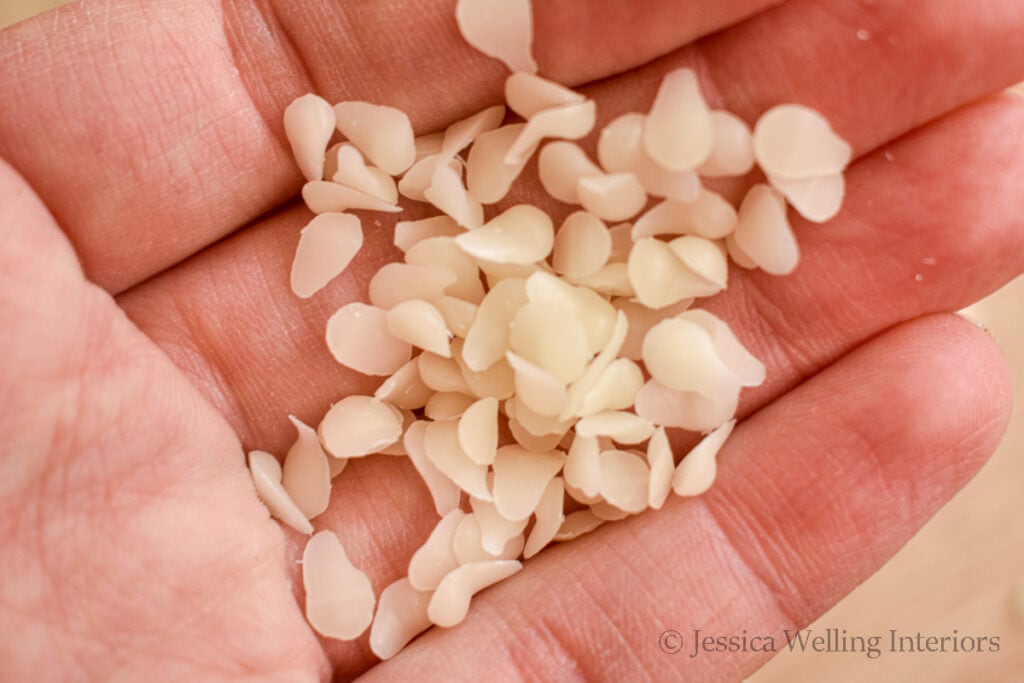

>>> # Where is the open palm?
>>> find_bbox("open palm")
[2,0,1023,680]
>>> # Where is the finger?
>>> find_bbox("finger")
[363,313,1013,681]
[714,93,1024,417]
[0,158,327,680]
[263,0,776,100]
[593,0,1024,159]
[117,94,1024,455]
[0,0,775,293]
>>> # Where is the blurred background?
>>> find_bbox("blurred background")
[2,2,1022,680]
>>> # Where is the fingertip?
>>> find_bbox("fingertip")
[937,311,1014,452]
[854,312,1013,489]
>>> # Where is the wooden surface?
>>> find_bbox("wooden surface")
[3,3,1023,681]
[1,0,67,27]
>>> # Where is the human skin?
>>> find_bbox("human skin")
[1,1,1023,681]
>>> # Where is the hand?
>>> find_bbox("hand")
[1,1,1022,680]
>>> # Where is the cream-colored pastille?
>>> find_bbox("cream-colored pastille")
[302,531,376,640]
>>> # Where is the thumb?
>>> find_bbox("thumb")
[0,156,93,492]
[0,157,325,680]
